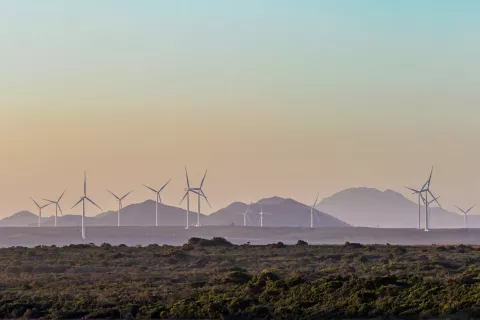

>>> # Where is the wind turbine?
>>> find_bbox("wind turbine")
[30,197,51,227]
[72,172,103,240]
[407,167,440,232]
[238,203,252,226]
[180,167,202,229]
[257,205,273,227]
[43,190,66,227]
[107,190,133,227]
[190,169,211,227]
[310,194,320,228]
[455,205,476,229]
[143,179,170,227]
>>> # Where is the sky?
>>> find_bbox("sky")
[1,1,480,218]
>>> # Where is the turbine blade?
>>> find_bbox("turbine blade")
[190,189,201,196]
[107,189,120,200]
[121,190,134,200]
[72,197,84,209]
[185,166,190,188]
[86,197,103,211]
[419,193,426,204]
[159,179,171,193]
[30,197,40,208]
[84,172,87,196]
[143,184,158,193]
[313,194,319,207]
[428,190,441,207]
[43,199,56,204]
[58,204,64,216]
[427,167,433,188]
[454,205,465,214]
[202,193,212,209]
[466,205,476,214]
[420,180,429,192]
[58,189,66,202]
[200,170,208,189]
[405,187,420,194]
[179,191,189,205]
[40,203,51,209]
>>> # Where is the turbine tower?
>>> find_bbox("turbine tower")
[257,205,273,227]
[30,197,51,227]
[405,185,425,230]
[180,167,202,229]
[43,190,66,227]
[72,172,102,240]
[190,169,211,227]
[455,205,476,229]
[143,179,170,227]
[310,194,320,228]
[107,190,133,227]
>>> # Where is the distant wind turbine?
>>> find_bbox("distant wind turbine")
[257,205,273,227]
[72,172,102,240]
[190,169,211,227]
[180,167,202,229]
[407,167,440,232]
[143,179,170,227]
[107,190,133,227]
[455,205,476,229]
[43,190,66,227]
[310,194,320,228]
[238,203,252,226]
[30,197,51,227]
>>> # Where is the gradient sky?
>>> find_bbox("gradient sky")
[1,1,480,217]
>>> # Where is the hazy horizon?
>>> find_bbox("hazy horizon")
[2,1,480,217]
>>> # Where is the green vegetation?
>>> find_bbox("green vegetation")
[1,238,480,319]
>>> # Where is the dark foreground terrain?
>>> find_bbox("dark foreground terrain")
[1,239,480,319]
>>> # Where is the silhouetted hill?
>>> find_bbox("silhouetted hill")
[317,187,467,228]
[92,200,206,227]
[0,211,37,226]
[206,197,350,227]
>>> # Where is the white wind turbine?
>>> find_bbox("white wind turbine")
[190,169,211,227]
[72,172,103,240]
[30,197,51,227]
[179,167,202,229]
[405,183,427,230]
[143,179,171,227]
[107,190,133,227]
[43,190,66,227]
[407,167,440,232]
[310,194,320,228]
[257,205,273,227]
[455,205,476,229]
[238,203,252,226]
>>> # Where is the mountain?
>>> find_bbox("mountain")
[317,187,466,228]
[0,211,38,226]
[206,197,351,227]
[92,200,206,226]
[1,200,206,227]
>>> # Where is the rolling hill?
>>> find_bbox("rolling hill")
[205,197,351,227]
